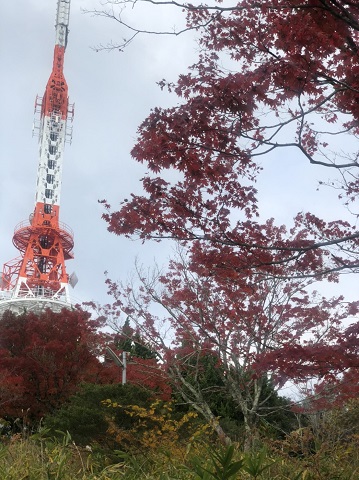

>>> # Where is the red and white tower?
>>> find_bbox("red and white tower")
[0,0,77,314]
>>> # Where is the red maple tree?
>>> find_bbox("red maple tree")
[259,315,359,408]
[0,308,115,420]
[103,252,359,445]
[98,0,359,280]
[92,0,359,428]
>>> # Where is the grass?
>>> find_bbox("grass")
[1,429,359,479]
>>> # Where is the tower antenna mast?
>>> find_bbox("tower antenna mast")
[0,0,77,314]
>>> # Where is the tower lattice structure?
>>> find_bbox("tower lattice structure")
[0,0,77,315]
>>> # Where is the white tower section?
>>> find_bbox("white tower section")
[35,113,67,208]
[56,0,71,47]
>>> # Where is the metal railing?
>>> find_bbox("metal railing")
[14,219,74,238]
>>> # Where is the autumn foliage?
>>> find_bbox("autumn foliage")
[2,4,359,475]
[102,0,359,280]
[98,0,359,425]
[102,399,205,455]
[110,317,172,398]
[0,308,114,419]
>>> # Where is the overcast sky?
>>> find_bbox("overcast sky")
[0,0,357,307]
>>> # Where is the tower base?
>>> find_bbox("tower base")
[0,290,74,316]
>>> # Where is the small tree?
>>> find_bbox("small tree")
[104,251,355,447]
[0,308,115,421]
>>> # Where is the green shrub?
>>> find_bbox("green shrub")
[44,383,154,447]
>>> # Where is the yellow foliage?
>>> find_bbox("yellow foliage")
[101,399,211,458]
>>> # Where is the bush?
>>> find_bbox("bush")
[44,383,154,447]
[102,399,210,456]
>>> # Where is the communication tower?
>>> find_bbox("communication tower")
[0,0,77,315]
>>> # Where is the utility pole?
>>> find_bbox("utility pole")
[106,347,127,385]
